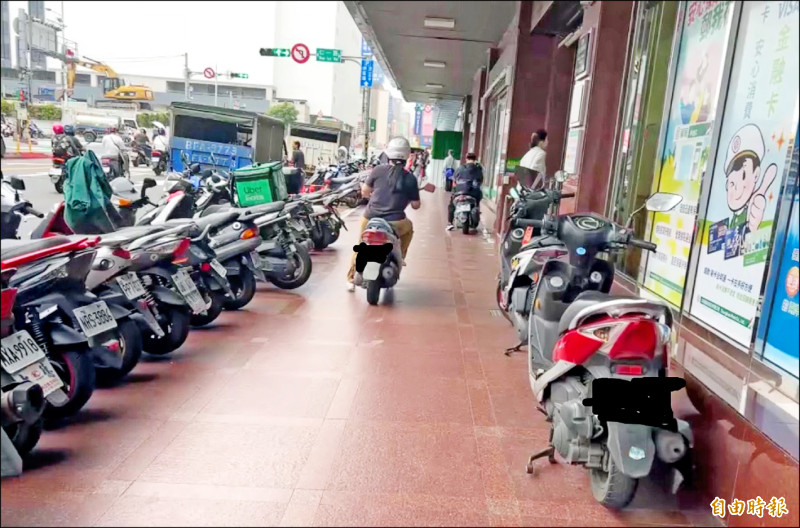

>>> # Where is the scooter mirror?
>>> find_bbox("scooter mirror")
[141,177,157,198]
[554,170,568,183]
[9,176,25,190]
[645,192,683,213]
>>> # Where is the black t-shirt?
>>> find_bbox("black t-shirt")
[364,163,420,221]
[292,149,305,171]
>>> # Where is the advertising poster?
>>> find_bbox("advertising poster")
[763,191,799,377]
[421,104,434,148]
[690,1,800,345]
[643,1,734,306]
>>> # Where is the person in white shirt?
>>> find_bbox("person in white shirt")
[153,129,169,152]
[444,149,457,191]
[517,129,548,189]
[101,127,129,177]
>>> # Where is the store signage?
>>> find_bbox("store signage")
[413,106,423,135]
[643,0,734,307]
[690,0,800,346]
[360,59,374,87]
[574,31,592,80]
[563,128,584,174]
[316,48,342,63]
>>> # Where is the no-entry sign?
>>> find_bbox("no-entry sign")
[203,67,215,79]
[291,43,310,64]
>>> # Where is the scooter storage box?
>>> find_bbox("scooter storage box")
[232,161,287,207]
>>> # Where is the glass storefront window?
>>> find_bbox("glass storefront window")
[609,1,679,279]
[481,89,509,199]
[642,0,736,307]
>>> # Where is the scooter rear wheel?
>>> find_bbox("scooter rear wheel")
[223,265,256,310]
[3,419,43,457]
[143,306,191,355]
[190,290,226,327]
[43,349,96,420]
[96,319,143,385]
[366,281,381,305]
[589,457,638,509]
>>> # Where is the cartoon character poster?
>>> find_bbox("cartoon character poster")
[643,1,734,306]
[690,1,800,346]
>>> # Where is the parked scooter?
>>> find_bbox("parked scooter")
[352,181,436,305]
[1,237,105,420]
[1,267,67,457]
[516,189,692,509]
[1,176,43,240]
[498,172,574,352]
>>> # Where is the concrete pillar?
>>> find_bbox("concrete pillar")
[572,1,635,215]
[467,68,487,162]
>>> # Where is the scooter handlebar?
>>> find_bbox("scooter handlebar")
[630,238,658,252]
[511,218,542,228]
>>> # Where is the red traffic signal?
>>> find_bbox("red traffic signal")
[19,90,25,102]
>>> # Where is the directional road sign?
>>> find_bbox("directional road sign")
[316,48,342,63]
[360,59,374,87]
[291,43,310,64]
[230,72,249,79]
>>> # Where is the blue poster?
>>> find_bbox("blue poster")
[413,108,422,135]
[763,191,799,377]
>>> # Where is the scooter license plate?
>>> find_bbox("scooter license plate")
[456,204,471,213]
[72,301,118,337]
[363,262,381,281]
[171,269,207,314]
[522,226,534,246]
[11,358,64,397]
[152,156,160,164]
[209,259,227,277]
[1,330,47,374]
[116,272,146,300]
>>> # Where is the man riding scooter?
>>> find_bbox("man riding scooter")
[101,126,129,179]
[152,128,169,175]
[132,128,152,167]
[446,152,483,232]
[346,136,420,292]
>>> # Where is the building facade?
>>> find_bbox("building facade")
[469,2,799,524]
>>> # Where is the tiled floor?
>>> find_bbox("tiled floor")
[1,191,718,527]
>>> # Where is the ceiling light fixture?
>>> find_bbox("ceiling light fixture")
[424,60,446,69]
[426,83,444,89]
[424,17,455,30]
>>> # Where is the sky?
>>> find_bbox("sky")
[7,0,412,110]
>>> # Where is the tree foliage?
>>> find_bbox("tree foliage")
[136,112,171,129]
[266,102,298,128]
[28,104,62,121]
[1,100,16,116]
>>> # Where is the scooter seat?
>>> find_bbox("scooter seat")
[329,174,358,184]
[166,211,239,231]
[202,201,286,218]
[98,225,167,247]
[302,190,329,201]
[557,290,644,335]
[110,177,138,198]
[0,235,75,261]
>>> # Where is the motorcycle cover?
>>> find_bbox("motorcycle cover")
[63,150,121,234]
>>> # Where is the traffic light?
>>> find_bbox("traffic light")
[19,90,25,102]
[259,48,290,58]
[230,73,249,79]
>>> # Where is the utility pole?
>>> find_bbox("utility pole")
[184,52,190,101]
[214,63,219,107]
[361,85,371,156]
[25,9,33,152]
[60,1,67,114]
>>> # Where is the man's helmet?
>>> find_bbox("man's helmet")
[64,125,75,135]
[53,123,64,135]
[385,137,411,161]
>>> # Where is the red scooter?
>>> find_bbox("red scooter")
[517,192,693,509]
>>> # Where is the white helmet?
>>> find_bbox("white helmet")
[385,136,411,161]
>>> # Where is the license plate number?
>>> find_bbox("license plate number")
[171,269,207,314]
[363,262,381,281]
[12,358,64,397]
[522,226,534,246]
[209,259,227,277]
[152,156,160,163]
[249,250,261,267]
[456,204,471,213]
[49,167,62,177]
[292,220,305,231]
[1,330,46,374]
[116,272,146,300]
[73,301,118,337]
[290,243,297,253]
